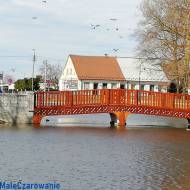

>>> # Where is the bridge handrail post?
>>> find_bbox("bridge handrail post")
[136,90,139,105]
[69,91,73,106]
[33,92,40,108]
[100,89,106,105]
[109,89,113,105]
[34,92,37,108]
[169,93,174,109]
[38,92,43,108]
[118,89,124,105]
[126,89,130,105]
[173,94,176,109]
[107,89,110,105]
[161,93,166,108]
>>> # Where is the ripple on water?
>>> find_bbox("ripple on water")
[0,125,190,190]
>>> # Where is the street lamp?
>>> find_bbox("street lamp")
[32,49,36,91]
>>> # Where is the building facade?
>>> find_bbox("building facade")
[59,55,126,91]
[59,55,169,92]
[0,72,15,93]
[117,58,169,92]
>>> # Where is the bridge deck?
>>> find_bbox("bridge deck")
[33,89,190,121]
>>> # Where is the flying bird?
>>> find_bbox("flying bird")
[110,18,118,21]
[115,28,119,31]
[90,24,100,29]
[32,17,38,20]
[42,0,47,3]
[113,49,119,52]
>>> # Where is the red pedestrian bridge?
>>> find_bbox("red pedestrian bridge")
[33,89,190,128]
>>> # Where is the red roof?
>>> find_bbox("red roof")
[70,55,125,81]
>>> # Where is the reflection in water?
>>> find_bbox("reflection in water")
[40,114,188,128]
[0,123,190,190]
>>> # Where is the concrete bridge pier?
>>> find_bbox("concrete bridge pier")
[110,112,130,128]
[33,115,42,124]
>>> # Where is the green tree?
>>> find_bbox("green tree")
[14,77,40,91]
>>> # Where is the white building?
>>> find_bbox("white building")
[0,72,15,92]
[117,58,169,92]
[59,55,126,90]
[59,55,169,91]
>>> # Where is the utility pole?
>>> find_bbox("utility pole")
[138,62,142,90]
[32,49,36,91]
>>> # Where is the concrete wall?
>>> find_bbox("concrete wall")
[0,93,33,123]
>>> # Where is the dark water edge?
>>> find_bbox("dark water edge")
[0,115,190,190]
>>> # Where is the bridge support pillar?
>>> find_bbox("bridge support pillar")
[110,112,130,128]
[33,115,43,124]
[110,113,117,127]
[187,119,190,130]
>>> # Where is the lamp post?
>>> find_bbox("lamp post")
[32,49,36,91]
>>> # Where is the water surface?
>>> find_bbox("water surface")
[0,121,190,190]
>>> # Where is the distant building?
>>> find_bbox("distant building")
[0,72,8,92]
[37,75,58,91]
[59,55,169,92]
[39,81,58,91]
[0,72,15,93]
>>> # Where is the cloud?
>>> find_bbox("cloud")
[0,0,142,79]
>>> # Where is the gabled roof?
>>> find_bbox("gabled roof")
[70,55,125,81]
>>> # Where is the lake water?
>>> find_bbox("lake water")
[0,114,190,190]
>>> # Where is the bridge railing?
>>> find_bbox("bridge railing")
[34,89,190,111]
[34,91,72,108]
[34,89,110,108]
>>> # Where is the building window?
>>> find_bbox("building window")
[103,83,107,89]
[140,84,145,90]
[150,85,154,91]
[84,82,89,90]
[126,82,129,89]
[131,84,135,90]
[120,84,125,89]
[93,83,98,89]
[111,83,117,89]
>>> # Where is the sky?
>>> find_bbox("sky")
[0,0,142,80]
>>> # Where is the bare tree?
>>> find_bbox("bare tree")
[136,0,190,92]
[39,61,63,88]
